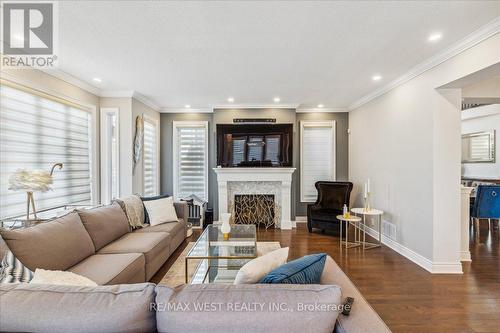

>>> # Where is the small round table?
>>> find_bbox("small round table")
[337,215,362,249]
[351,208,384,250]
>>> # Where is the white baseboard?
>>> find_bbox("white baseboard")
[295,216,307,223]
[460,251,472,262]
[364,226,463,274]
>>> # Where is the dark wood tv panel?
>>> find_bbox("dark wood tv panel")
[216,123,293,167]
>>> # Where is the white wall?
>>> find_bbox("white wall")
[349,33,500,273]
[461,104,500,179]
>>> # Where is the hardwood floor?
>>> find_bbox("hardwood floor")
[151,222,500,333]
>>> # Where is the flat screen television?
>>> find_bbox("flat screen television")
[216,123,293,167]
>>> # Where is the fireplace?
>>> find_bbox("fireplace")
[213,167,296,229]
[234,194,275,229]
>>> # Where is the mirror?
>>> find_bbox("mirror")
[462,130,495,163]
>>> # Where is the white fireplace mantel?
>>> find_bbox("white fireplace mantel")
[213,167,296,230]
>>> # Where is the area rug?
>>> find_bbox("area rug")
[159,241,281,287]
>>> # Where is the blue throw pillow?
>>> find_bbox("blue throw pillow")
[141,194,171,224]
[259,253,327,284]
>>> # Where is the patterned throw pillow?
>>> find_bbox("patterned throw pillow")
[0,250,33,283]
[259,253,327,284]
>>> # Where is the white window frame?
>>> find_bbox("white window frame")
[100,107,120,204]
[143,115,160,196]
[0,77,99,208]
[172,120,209,201]
[300,120,336,202]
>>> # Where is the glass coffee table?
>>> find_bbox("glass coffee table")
[185,224,257,284]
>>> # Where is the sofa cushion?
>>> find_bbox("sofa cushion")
[98,232,170,280]
[0,212,95,271]
[260,253,327,284]
[68,253,145,285]
[135,220,186,256]
[141,194,170,224]
[0,283,156,333]
[234,247,289,284]
[155,284,341,333]
[135,220,185,235]
[142,196,178,226]
[77,203,130,251]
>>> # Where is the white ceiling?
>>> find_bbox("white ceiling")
[56,1,500,111]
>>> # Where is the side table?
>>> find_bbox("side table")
[351,208,384,249]
[337,215,362,250]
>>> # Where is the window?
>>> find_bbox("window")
[0,84,95,219]
[100,108,120,204]
[173,121,208,201]
[143,118,159,197]
[300,121,336,202]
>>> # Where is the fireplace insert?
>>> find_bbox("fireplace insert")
[234,194,275,228]
[216,123,293,167]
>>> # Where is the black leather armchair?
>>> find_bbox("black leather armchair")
[307,181,353,233]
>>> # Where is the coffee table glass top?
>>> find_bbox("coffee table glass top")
[185,224,257,284]
[187,224,257,259]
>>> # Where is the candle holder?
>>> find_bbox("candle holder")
[364,192,372,212]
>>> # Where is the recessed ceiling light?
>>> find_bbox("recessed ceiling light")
[317,104,324,108]
[428,33,442,42]
[184,104,191,108]
[273,97,281,103]
[372,75,382,81]
[227,97,234,103]
[93,77,102,83]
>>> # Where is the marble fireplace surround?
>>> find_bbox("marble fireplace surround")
[213,168,296,229]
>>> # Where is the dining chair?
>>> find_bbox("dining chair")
[471,185,500,231]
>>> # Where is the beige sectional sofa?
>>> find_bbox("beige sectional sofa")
[0,256,391,333]
[0,201,188,284]
[0,201,391,332]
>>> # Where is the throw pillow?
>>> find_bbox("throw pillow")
[0,250,33,283]
[141,194,170,224]
[259,253,327,284]
[114,195,146,228]
[142,196,178,226]
[234,247,289,284]
[30,269,97,286]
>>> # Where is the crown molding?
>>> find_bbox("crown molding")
[160,107,213,113]
[39,68,102,96]
[349,16,500,111]
[213,103,299,110]
[100,90,134,97]
[39,69,161,110]
[296,107,348,113]
[132,92,161,111]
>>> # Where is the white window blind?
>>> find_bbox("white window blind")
[173,122,208,201]
[300,121,336,202]
[0,84,93,218]
[143,119,158,196]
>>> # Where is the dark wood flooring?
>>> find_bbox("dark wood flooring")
[151,222,500,333]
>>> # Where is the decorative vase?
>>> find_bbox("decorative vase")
[220,213,232,240]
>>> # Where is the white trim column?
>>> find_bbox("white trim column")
[460,186,473,262]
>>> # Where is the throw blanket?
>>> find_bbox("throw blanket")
[114,195,145,229]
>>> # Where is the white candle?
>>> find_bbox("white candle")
[367,178,371,193]
[364,183,368,198]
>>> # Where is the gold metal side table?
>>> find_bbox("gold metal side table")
[337,215,362,249]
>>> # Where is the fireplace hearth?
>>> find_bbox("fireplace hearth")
[234,194,276,229]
